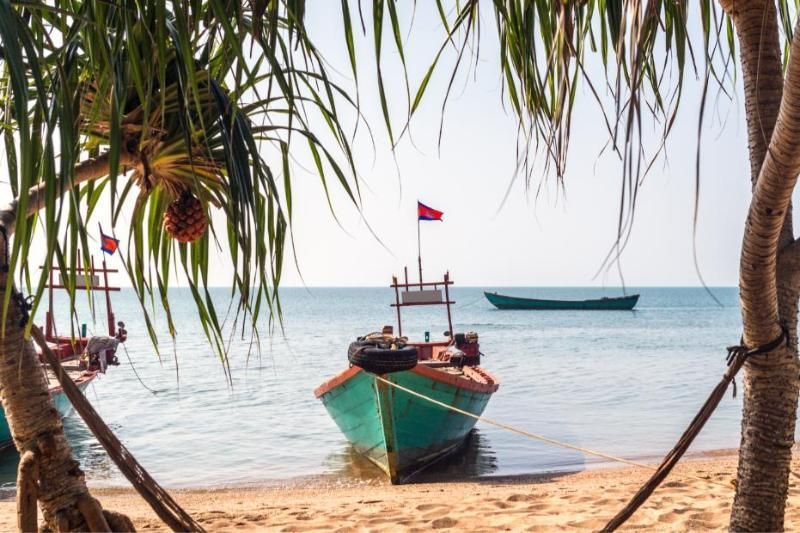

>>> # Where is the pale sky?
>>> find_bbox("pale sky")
[8,4,792,288]
[277,4,764,288]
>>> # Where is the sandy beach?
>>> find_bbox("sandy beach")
[1,451,797,531]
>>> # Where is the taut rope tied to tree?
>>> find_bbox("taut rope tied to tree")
[602,324,789,532]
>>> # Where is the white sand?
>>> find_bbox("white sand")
[2,452,799,531]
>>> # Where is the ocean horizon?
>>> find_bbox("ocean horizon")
[0,286,754,490]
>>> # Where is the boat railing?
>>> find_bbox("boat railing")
[41,253,120,343]
[390,268,454,338]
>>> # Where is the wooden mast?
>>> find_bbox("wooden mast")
[444,271,453,336]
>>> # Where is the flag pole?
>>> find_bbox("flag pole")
[417,216,423,290]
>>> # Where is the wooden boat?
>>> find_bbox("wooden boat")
[0,365,97,444]
[0,256,126,448]
[315,271,499,483]
[484,291,640,311]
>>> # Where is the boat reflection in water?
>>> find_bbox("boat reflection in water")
[327,428,498,484]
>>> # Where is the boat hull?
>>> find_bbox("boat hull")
[316,365,497,483]
[484,291,639,310]
[0,374,96,445]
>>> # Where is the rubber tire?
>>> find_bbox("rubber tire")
[348,342,418,374]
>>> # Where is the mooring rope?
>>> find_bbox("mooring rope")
[118,340,160,395]
[601,325,790,531]
[372,374,732,489]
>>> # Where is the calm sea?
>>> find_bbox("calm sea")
[0,286,749,488]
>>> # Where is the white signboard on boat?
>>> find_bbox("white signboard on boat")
[401,289,443,304]
[59,274,100,289]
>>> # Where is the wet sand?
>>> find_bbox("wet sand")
[1,452,799,531]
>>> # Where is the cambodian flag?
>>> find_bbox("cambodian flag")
[417,201,443,221]
[99,226,119,255]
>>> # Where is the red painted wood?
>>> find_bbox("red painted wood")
[412,364,499,394]
[314,366,361,398]
[389,280,454,289]
[315,362,499,397]
[43,285,121,292]
[47,371,97,395]
[390,301,455,308]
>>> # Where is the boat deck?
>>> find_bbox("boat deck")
[41,359,97,393]
[418,360,497,385]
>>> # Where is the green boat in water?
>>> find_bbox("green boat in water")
[484,291,640,311]
[0,372,97,446]
[316,271,499,483]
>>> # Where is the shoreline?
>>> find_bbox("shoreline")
[3,448,798,531]
[84,446,745,492]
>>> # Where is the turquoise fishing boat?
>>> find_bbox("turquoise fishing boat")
[0,370,97,446]
[0,255,128,448]
[484,291,640,310]
[316,271,499,483]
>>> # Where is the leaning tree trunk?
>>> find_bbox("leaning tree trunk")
[720,2,800,529]
[0,276,101,531]
[0,152,136,531]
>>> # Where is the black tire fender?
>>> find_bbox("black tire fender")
[347,341,418,374]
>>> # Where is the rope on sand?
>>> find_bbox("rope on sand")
[601,325,789,531]
[372,374,732,490]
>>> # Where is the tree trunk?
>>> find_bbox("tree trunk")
[25,151,136,220]
[0,153,136,531]
[0,273,98,531]
[720,2,800,528]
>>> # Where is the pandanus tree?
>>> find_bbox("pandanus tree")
[0,1,363,529]
[1,0,799,531]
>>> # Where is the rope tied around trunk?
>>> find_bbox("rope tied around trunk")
[726,323,788,398]
[602,323,789,532]
[11,288,33,328]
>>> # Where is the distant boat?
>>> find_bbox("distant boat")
[316,271,499,483]
[484,291,640,311]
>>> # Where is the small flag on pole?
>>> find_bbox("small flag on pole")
[417,201,443,221]
[99,225,119,255]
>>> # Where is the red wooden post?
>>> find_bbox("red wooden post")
[46,267,54,340]
[444,271,453,336]
[102,259,115,336]
[393,276,402,337]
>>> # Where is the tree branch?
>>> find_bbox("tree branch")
[25,151,136,218]
[0,151,135,237]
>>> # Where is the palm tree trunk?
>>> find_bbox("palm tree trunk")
[0,272,98,531]
[720,2,800,528]
[0,153,136,531]
[721,0,783,186]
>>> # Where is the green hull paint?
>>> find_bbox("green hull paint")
[0,379,93,446]
[484,291,639,310]
[319,368,494,483]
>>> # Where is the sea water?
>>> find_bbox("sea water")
[0,286,747,488]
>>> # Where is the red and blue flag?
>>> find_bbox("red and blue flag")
[417,201,443,221]
[99,226,119,255]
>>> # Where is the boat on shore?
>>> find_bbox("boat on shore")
[315,271,499,483]
[484,291,639,311]
[0,256,127,446]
